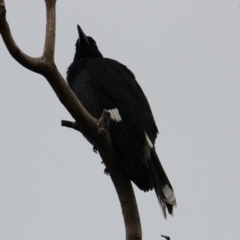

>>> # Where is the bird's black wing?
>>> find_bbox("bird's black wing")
[68,57,176,216]
[85,58,158,191]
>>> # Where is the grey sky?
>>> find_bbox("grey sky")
[0,1,239,239]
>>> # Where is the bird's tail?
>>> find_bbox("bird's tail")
[148,149,177,218]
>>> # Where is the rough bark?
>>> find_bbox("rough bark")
[0,0,142,239]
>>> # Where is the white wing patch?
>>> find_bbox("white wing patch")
[143,131,154,160]
[145,131,153,148]
[162,184,176,204]
[107,108,122,122]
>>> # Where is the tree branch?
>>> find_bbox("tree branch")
[0,1,142,239]
[43,0,55,62]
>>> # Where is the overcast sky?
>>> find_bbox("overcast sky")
[0,1,239,240]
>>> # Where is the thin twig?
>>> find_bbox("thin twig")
[161,235,171,240]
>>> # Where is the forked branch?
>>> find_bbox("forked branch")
[0,0,142,239]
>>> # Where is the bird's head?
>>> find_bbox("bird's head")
[74,25,103,60]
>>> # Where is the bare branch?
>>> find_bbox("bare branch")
[0,1,142,239]
[98,140,142,240]
[62,110,143,240]
[43,0,56,62]
[62,120,76,129]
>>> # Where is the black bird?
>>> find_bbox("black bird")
[67,25,176,218]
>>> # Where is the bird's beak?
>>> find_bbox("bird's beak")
[77,25,90,45]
